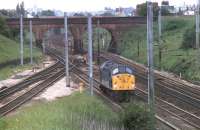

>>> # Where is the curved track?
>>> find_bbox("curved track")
[98,52,200,129]
[0,60,65,116]
[47,48,180,130]
[0,61,62,101]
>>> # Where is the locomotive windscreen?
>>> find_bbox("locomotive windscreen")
[112,66,133,75]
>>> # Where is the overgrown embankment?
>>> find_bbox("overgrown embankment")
[0,34,42,80]
[0,16,42,80]
[0,91,153,130]
[119,16,200,81]
[0,92,121,130]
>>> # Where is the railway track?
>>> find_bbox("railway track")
[0,68,65,116]
[99,52,200,105]
[71,63,181,130]
[98,52,200,129]
[47,49,180,130]
[0,60,65,116]
[0,61,62,101]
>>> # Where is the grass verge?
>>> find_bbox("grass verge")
[0,92,122,130]
[119,16,200,81]
[0,34,42,80]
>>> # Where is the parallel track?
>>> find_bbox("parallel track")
[99,52,200,107]
[0,61,62,101]
[0,59,65,116]
[0,68,65,116]
[47,48,180,130]
[98,52,200,129]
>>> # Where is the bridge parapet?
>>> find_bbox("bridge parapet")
[6,17,146,53]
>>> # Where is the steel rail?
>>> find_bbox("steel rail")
[47,48,179,130]
[0,68,65,116]
[0,61,62,100]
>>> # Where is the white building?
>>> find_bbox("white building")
[184,10,195,16]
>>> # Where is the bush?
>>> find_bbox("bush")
[0,16,11,37]
[120,103,154,130]
[163,19,186,31]
[181,26,196,49]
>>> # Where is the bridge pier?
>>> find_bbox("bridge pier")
[107,30,121,54]
[73,39,84,54]
[70,25,85,54]
[36,39,43,48]
[108,35,118,53]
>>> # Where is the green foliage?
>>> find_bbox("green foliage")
[118,16,200,81]
[16,2,26,17]
[0,119,6,130]
[181,26,196,49]
[100,12,115,16]
[137,2,147,16]
[161,8,171,16]
[0,16,10,37]
[0,9,17,18]
[120,103,154,130]
[136,2,159,17]
[73,13,85,16]
[161,1,169,5]
[163,19,186,31]
[39,10,55,16]
[0,34,42,80]
[1,92,120,130]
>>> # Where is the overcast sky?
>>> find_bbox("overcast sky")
[0,0,197,12]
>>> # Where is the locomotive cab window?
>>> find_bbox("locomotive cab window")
[126,67,133,74]
[112,68,119,75]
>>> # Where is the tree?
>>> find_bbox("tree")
[178,7,184,16]
[161,1,169,6]
[136,2,159,17]
[20,2,25,16]
[16,3,20,17]
[161,8,170,16]
[0,16,10,37]
[100,12,115,16]
[181,26,196,49]
[73,13,85,16]
[0,9,17,18]
[40,10,55,16]
[16,1,26,17]
[120,104,154,130]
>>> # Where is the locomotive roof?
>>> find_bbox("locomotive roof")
[100,60,126,70]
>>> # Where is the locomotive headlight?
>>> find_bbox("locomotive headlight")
[113,85,118,89]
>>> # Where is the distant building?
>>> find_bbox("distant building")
[161,5,176,14]
[104,7,115,15]
[115,7,125,16]
[115,7,135,16]
[184,10,195,16]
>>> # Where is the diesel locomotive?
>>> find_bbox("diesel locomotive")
[100,60,136,101]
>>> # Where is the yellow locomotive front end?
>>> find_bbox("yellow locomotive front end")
[112,74,136,91]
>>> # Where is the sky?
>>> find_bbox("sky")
[0,0,197,12]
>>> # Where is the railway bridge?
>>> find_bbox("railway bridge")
[6,16,146,53]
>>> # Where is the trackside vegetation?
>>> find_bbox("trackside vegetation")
[0,92,154,130]
[0,16,42,80]
[0,34,42,80]
[119,16,200,81]
[0,92,121,130]
[120,103,154,130]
